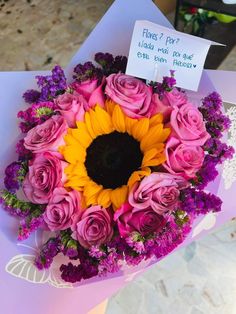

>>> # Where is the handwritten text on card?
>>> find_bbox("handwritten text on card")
[126,21,222,91]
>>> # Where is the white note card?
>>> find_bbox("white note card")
[126,20,223,91]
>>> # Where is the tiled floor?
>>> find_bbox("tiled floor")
[1,1,236,313]
[107,220,236,314]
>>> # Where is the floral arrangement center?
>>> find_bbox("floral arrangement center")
[60,103,170,209]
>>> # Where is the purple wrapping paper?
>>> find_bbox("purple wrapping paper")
[0,1,235,313]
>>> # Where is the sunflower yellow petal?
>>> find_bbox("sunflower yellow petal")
[94,105,114,134]
[125,116,137,135]
[83,182,103,200]
[63,133,80,146]
[105,100,116,116]
[127,167,151,189]
[110,185,128,210]
[72,124,92,148]
[90,110,105,136]
[140,124,163,151]
[142,156,166,167]
[142,148,158,165]
[158,127,171,143]
[131,118,149,141]
[64,176,90,190]
[84,182,103,206]
[70,162,87,177]
[63,145,86,164]
[149,113,163,127]
[112,105,126,132]
[85,194,99,206]
[84,112,97,139]
[97,189,112,208]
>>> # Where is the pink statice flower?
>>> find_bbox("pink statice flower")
[18,101,56,133]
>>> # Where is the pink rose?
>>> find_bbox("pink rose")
[170,103,210,146]
[44,187,82,231]
[72,78,105,108]
[71,206,113,248]
[24,115,68,153]
[22,152,67,204]
[156,88,187,121]
[54,92,89,127]
[105,73,156,118]
[114,203,166,238]
[163,88,187,107]
[164,137,205,179]
[129,173,189,214]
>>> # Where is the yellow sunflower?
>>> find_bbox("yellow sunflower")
[59,101,170,210]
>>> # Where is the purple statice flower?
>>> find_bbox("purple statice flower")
[193,155,219,189]
[81,260,99,280]
[152,218,191,259]
[204,138,235,163]
[98,249,120,275]
[94,52,127,75]
[0,190,34,217]
[60,263,83,283]
[199,91,231,138]
[125,253,145,266]
[5,161,27,192]
[180,188,222,217]
[154,70,176,95]
[59,230,80,259]
[61,241,79,259]
[0,196,29,218]
[88,245,106,259]
[202,91,222,112]
[16,139,32,161]
[36,65,67,101]
[23,89,41,104]
[205,113,231,138]
[64,248,78,259]
[73,61,102,82]
[95,52,114,67]
[60,259,99,283]
[112,55,128,73]
[4,162,22,192]
[17,101,56,133]
[18,215,44,241]
[35,237,61,270]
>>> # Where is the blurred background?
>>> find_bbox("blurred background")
[0,0,235,71]
[0,1,236,313]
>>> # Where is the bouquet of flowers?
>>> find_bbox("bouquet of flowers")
[1,51,234,284]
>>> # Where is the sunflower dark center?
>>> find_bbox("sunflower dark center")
[85,131,143,189]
